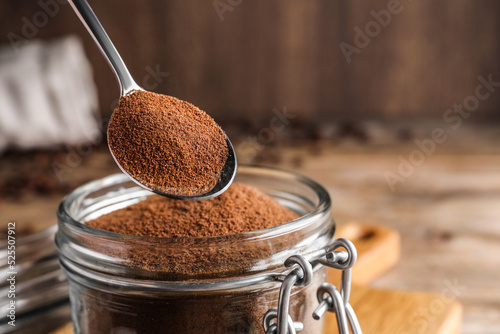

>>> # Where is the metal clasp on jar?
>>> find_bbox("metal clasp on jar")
[263,238,362,334]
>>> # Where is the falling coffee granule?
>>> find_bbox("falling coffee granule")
[108,90,228,196]
[86,183,298,238]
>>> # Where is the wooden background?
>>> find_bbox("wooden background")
[1,0,499,121]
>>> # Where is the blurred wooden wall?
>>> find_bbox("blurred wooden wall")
[1,0,499,121]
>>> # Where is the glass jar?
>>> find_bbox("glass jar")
[56,166,336,334]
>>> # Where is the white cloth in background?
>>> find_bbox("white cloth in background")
[0,36,99,152]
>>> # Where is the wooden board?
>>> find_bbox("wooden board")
[329,222,401,285]
[324,285,463,334]
[322,223,462,334]
[51,323,72,334]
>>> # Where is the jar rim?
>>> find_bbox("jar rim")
[58,165,332,243]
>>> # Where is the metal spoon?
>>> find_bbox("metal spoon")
[67,0,236,200]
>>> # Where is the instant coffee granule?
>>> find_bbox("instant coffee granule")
[86,183,300,279]
[79,183,324,333]
[86,183,298,238]
[107,90,228,196]
[81,277,323,334]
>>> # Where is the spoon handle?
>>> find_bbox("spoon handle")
[68,0,141,95]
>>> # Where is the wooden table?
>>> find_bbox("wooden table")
[270,125,500,334]
[1,123,499,333]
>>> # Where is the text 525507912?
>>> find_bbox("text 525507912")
[6,222,16,327]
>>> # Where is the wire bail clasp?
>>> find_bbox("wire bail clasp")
[263,238,362,334]
[314,238,362,334]
[263,255,313,334]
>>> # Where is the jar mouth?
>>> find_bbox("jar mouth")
[57,165,334,282]
[58,165,331,243]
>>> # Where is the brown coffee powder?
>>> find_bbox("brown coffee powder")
[84,183,301,280]
[69,182,329,333]
[77,271,324,334]
[76,187,323,334]
[86,183,298,238]
[107,90,228,196]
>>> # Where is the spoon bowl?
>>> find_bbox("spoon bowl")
[109,136,237,200]
[68,0,237,200]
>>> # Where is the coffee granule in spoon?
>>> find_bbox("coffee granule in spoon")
[108,90,228,197]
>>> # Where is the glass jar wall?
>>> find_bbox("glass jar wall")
[56,166,335,334]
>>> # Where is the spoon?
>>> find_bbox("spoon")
[67,0,237,200]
